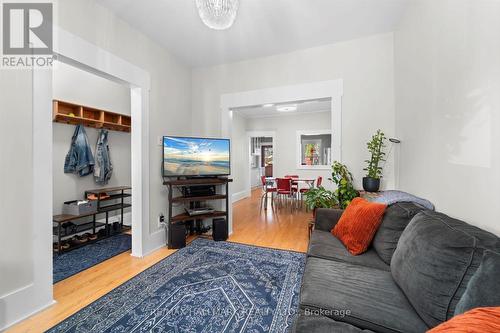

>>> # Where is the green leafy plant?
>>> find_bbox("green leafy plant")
[329,161,359,209]
[303,186,337,211]
[364,130,387,179]
[305,144,315,158]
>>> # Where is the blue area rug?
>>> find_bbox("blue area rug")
[53,233,131,284]
[48,238,306,333]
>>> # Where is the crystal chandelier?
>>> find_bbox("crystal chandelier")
[195,0,239,30]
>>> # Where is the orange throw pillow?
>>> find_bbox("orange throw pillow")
[332,197,386,255]
[427,307,500,333]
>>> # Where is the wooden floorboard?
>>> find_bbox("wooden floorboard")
[8,189,311,332]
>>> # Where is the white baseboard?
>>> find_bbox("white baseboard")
[0,285,55,331]
[141,228,167,257]
[232,190,251,203]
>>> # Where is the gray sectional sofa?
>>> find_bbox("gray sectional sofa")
[293,202,500,333]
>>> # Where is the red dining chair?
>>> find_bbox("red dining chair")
[300,176,322,209]
[285,175,300,195]
[276,178,293,210]
[260,176,277,211]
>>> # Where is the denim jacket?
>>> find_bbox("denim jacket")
[94,129,113,185]
[64,125,95,177]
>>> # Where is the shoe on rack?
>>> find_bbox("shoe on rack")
[85,232,98,241]
[71,234,89,245]
[112,222,122,232]
[54,241,71,252]
[97,228,107,237]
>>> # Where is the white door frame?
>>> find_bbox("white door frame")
[221,79,344,234]
[50,28,151,258]
[246,130,276,195]
[4,27,152,330]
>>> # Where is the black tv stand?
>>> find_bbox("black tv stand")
[163,177,232,248]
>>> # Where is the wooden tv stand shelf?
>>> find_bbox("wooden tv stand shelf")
[170,211,227,223]
[163,177,232,248]
[163,178,233,186]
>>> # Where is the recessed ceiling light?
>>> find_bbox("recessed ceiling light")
[263,104,275,108]
[277,105,297,112]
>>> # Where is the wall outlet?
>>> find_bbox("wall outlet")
[158,213,165,228]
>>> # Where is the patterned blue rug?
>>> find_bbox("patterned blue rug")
[48,238,306,333]
[53,233,131,284]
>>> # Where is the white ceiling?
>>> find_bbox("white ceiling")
[97,0,411,68]
[233,98,331,118]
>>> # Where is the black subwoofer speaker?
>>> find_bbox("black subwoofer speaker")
[212,218,228,241]
[169,222,186,249]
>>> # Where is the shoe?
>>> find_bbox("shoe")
[97,228,107,237]
[71,234,89,245]
[112,222,121,232]
[62,221,75,229]
[53,241,70,252]
[85,232,98,241]
[87,193,111,201]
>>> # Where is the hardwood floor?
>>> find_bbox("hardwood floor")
[8,189,311,332]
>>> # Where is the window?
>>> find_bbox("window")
[297,130,332,169]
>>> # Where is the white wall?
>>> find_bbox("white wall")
[0,0,192,329]
[394,0,500,235]
[246,112,333,189]
[56,0,192,242]
[0,70,34,302]
[52,61,131,216]
[192,33,396,190]
[231,112,249,199]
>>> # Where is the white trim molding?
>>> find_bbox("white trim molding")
[232,189,251,203]
[1,26,153,331]
[296,129,333,170]
[53,27,151,258]
[220,80,344,234]
[246,130,276,195]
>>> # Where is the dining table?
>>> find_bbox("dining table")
[264,177,316,210]
[266,177,316,188]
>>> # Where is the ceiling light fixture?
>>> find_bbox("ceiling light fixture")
[263,103,275,108]
[196,0,239,30]
[277,105,297,112]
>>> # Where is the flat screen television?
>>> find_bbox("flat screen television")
[162,136,231,177]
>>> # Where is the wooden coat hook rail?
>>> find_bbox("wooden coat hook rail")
[53,100,131,133]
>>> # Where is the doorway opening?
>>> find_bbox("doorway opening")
[51,60,133,283]
[249,136,274,189]
[221,80,343,233]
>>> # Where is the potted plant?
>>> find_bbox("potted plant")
[329,161,359,209]
[304,144,315,165]
[303,186,337,216]
[363,130,386,192]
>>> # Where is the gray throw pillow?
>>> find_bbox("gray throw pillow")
[372,202,425,264]
[454,250,500,315]
[391,210,500,327]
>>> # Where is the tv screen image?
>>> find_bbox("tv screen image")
[163,136,230,177]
